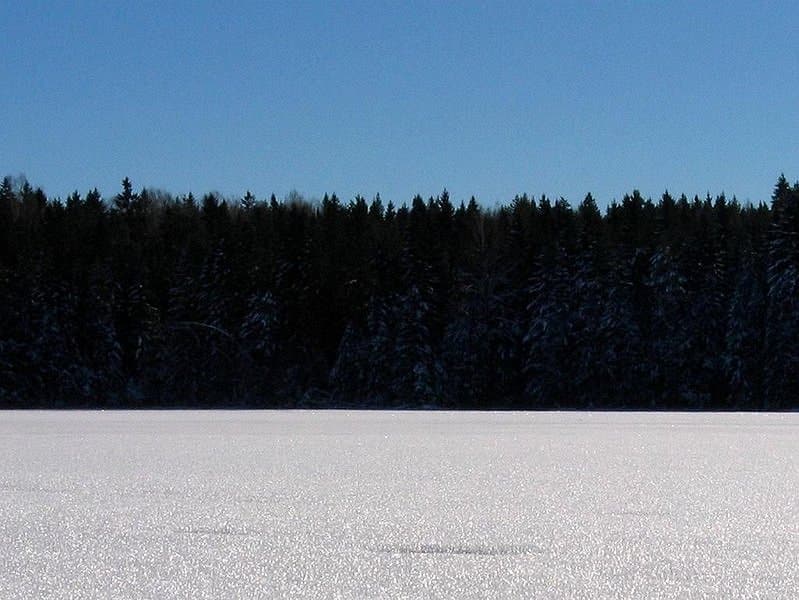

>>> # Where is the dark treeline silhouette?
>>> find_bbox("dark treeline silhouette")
[1,175,798,410]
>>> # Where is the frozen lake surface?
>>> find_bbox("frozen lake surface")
[1,411,797,599]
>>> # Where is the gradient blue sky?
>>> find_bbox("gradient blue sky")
[2,1,797,207]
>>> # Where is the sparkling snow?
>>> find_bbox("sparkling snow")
[0,411,797,598]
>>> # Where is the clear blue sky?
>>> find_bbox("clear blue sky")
[2,1,797,207]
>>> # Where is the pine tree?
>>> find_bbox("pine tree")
[0,177,16,266]
[764,176,799,409]
[329,321,368,404]
[238,291,281,403]
[523,248,575,407]
[392,284,442,407]
[442,263,520,408]
[724,251,766,408]
[114,177,137,212]
[647,246,691,407]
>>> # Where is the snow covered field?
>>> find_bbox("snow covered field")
[0,411,796,599]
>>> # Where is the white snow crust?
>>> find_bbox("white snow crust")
[0,410,797,598]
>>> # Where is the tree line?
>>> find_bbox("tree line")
[1,174,797,409]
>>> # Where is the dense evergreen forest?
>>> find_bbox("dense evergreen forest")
[1,174,798,410]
